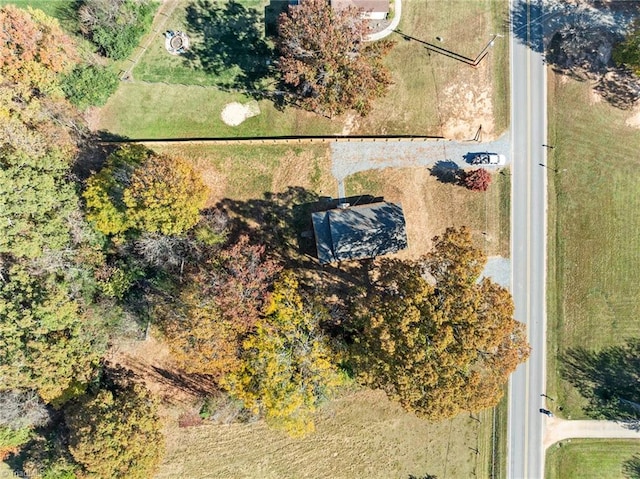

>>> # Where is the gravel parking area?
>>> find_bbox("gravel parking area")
[331,133,510,197]
[331,133,510,182]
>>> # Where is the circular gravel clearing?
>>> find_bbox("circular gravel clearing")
[220,101,260,126]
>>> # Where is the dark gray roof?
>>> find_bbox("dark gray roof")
[312,202,408,264]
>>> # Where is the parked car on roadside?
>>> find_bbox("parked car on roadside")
[469,152,506,165]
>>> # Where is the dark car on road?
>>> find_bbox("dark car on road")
[539,408,553,417]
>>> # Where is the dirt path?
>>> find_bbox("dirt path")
[120,0,180,81]
[544,418,640,449]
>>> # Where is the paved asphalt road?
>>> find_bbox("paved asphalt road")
[508,0,548,478]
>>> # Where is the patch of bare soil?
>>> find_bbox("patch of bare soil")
[188,156,227,207]
[440,62,495,140]
[109,331,216,415]
[589,88,603,105]
[83,106,102,132]
[220,101,260,126]
[339,113,359,136]
[626,102,640,128]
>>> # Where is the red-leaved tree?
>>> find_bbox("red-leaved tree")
[464,168,492,191]
[276,0,394,117]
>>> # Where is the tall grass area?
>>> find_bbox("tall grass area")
[546,439,640,479]
[156,389,497,479]
[151,143,334,201]
[546,74,640,418]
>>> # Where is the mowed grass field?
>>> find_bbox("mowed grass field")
[546,439,640,479]
[546,74,640,418]
[156,389,504,479]
[98,0,509,138]
[151,143,334,202]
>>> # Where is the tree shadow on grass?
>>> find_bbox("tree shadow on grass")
[429,160,464,185]
[184,0,275,93]
[72,131,130,181]
[561,339,640,429]
[216,186,325,266]
[623,454,640,479]
[215,187,377,300]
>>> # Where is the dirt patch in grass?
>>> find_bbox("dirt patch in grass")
[625,102,640,128]
[440,61,495,140]
[109,331,215,410]
[155,388,490,479]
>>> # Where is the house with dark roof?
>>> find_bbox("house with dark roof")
[311,202,408,264]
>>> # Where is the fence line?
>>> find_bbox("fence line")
[99,135,447,146]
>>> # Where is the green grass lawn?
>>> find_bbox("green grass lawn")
[0,0,74,20]
[97,82,337,139]
[546,439,640,479]
[98,0,509,139]
[134,0,272,87]
[546,75,640,418]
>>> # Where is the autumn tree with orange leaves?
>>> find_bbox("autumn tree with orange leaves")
[0,5,78,97]
[276,0,394,117]
[159,236,282,378]
[83,145,208,237]
[349,227,529,420]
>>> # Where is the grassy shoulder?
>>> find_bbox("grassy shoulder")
[546,439,640,479]
[479,386,509,479]
[546,73,640,418]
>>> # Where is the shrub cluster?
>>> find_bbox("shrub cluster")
[79,0,157,60]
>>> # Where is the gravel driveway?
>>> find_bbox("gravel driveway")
[331,133,510,197]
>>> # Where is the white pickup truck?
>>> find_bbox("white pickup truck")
[470,152,506,165]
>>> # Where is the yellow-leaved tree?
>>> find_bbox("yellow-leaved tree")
[64,366,164,479]
[84,144,207,237]
[224,271,343,436]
